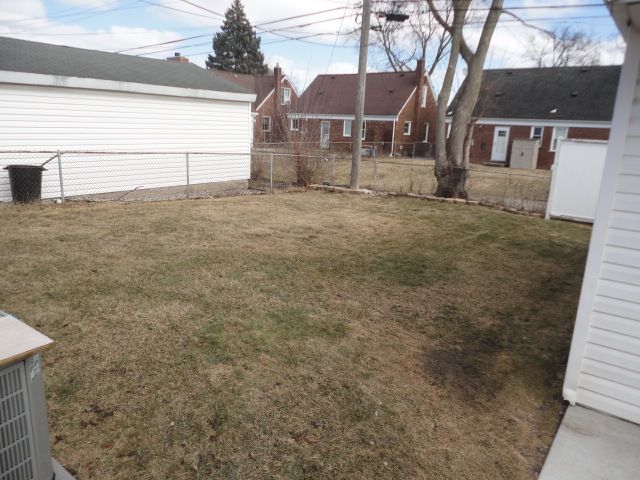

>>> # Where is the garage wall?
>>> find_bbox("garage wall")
[0,83,251,201]
[563,31,640,425]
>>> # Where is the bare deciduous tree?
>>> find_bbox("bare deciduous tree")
[526,25,600,68]
[370,0,452,75]
[427,0,504,198]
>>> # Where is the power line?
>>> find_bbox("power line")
[255,7,348,27]
[2,0,149,34]
[117,2,359,55]
[117,12,357,55]
[390,1,607,10]
[326,0,353,72]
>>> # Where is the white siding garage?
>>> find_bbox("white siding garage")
[563,24,640,425]
[0,84,251,151]
[0,36,255,202]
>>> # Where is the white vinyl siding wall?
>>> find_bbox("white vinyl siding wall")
[564,31,640,424]
[0,84,251,201]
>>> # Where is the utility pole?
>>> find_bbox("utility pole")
[350,0,371,190]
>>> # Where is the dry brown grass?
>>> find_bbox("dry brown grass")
[329,157,551,211]
[254,151,551,212]
[0,192,590,479]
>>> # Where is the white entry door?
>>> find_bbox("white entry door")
[320,121,330,149]
[491,127,510,162]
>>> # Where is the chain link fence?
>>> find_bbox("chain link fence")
[320,155,552,213]
[0,150,337,205]
[0,150,550,213]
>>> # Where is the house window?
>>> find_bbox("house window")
[550,126,568,151]
[262,116,271,132]
[424,123,429,142]
[530,126,544,140]
[421,85,428,108]
[343,120,352,137]
[404,121,412,136]
[281,87,291,105]
[361,121,366,140]
[446,123,451,138]
[290,118,300,131]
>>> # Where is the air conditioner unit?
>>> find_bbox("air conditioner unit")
[0,312,73,480]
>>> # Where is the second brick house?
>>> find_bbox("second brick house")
[289,60,437,156]
[447,65,621,169]
[211,65,298,144]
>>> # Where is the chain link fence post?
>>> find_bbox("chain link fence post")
[185,152,190,199]
[269,153,274,193]
[57,150,65,203]
[331,154,336,185]
[373,148,378,192]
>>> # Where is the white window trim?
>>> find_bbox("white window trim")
[421,85,427,108]
[281,87,291,105]
[290,118,299,131]
[424,123,429,142]
[262,115,271,132]
[530,125,544,141]
[343,120,352,137]
[550,126,568,152]
[403,121,412,136]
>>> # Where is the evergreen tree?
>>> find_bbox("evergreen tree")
[206,0,268,74]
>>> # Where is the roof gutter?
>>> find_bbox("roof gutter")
[0,70,257,103]
[443,117,611,129]
[608,0,640,33]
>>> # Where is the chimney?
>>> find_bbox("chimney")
[413,58,426,141]
[274,63,282,105]
[167,52,189,63]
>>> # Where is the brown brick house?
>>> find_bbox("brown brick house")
[289,60,437,156]
[448,65,621,169]
[211,65,298,144]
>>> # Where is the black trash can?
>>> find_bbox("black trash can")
[4,165,46,203]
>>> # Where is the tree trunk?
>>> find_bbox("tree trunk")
[431,0,503,198]
[429,0,469,190]
[434,162,469,198]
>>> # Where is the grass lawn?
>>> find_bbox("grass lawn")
[0,192,590,479]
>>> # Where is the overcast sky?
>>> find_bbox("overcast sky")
[0,0,625,92]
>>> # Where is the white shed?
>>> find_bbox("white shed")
[563,3,640,424]
[0,37,256,201]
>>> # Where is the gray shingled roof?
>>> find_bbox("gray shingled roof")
[450,65,621,122]
[0,36,252,95]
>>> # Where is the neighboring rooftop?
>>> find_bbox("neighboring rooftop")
[0,36,251,95]
[451,65,621,122]
[210,70,277,109]
[296,71,422,116]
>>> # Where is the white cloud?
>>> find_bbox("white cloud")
[0,0,47,23]
[57,0,120,10]
[265,53,357,91]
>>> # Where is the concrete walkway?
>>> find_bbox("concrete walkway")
[539,405,640,480]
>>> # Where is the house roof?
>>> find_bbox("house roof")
[210,70,276,109]
[0,36,252,96]
[451,65,621,122]
[296,71,420,117]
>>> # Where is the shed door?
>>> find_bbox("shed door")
[320,121,330,149]
[491,127,509,162]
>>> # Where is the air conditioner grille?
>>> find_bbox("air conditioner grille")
[0,363,35,480]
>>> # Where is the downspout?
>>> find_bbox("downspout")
[390,119,397,157]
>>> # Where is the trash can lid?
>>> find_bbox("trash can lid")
[3,164,46,170]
